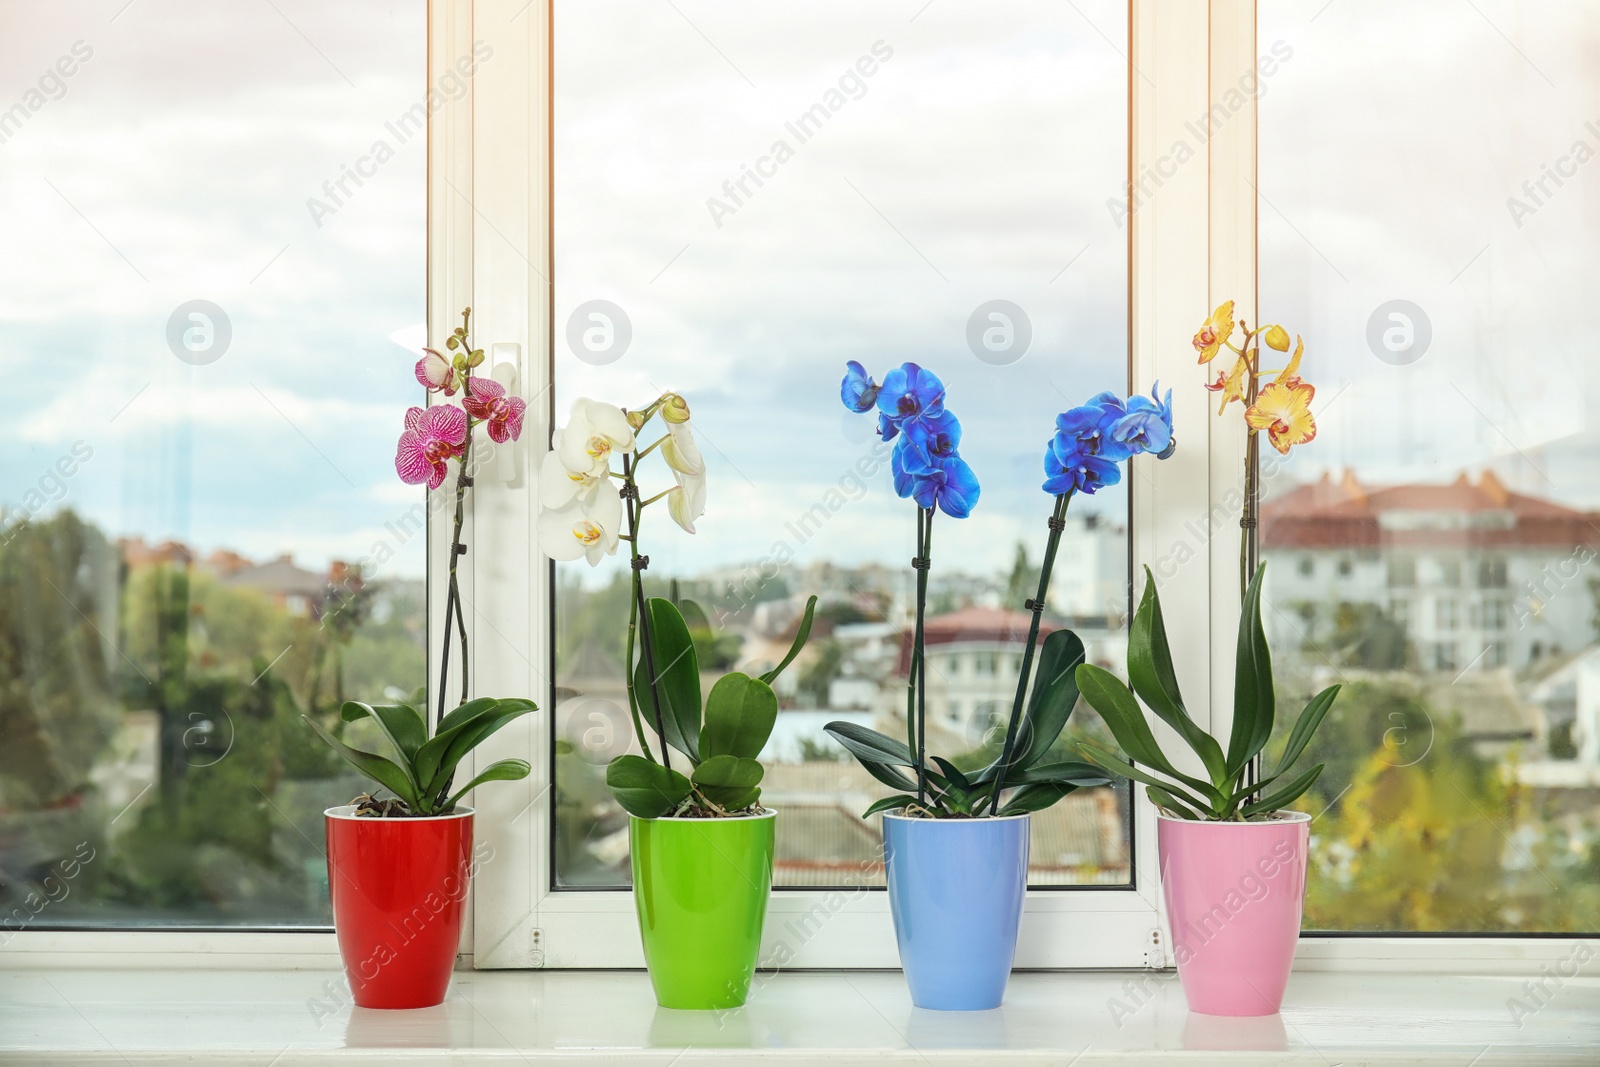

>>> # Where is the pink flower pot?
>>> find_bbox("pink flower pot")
[1158,810,1309,1016]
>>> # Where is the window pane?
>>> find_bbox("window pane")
[1260,0,1600,931]
[0,2,426,928]
[553,1,1132,889]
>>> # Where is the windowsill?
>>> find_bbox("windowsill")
[3,967,1596,1063]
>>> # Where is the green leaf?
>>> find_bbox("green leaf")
[759,595,817,686]
[931,757,971,791]
[1275,685,1341,778]
[445,758,532,809]
[606,754,693,818]
[415,698,533,786]
[690,754,765,809]
[1127,569,1228,784]
[699,673,778,760]
[1016,629,1088,771]
[676,598,713,633]
[1147,785,1203,820]
[1241,763,1324,818]
[862,794,918,818]
[997,783,1075,815]
[340,701,427,774]
[1074,664,1222,804]
[860,758,919,793]
[436,696,503,736]
[634,598,702,763]
[1227,563,1275,777]
[417,700,538,801]
[823,721,915,766]
[302,715,420,811]
[1077,738,1214,816]
[1004,760,1111,788]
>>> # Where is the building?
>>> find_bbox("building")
[894,606,1060,742]
[1261,470,1600,674]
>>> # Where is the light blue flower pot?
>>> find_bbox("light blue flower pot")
[882,812,1030,1011]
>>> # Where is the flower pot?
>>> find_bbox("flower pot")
[882,812,1030,1011]
[630,810,776,1010]
[1158,810,1310,1016]
[324,805,474,1009]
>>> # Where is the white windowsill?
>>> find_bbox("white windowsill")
[2,967,1594,1064]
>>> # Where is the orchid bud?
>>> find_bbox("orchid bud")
[445,336,459,350]
[468,349,486,368]
[625,410,647,431]
[660,393,691,424]
[1262,324,1290,352]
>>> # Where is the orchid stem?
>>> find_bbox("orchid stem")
[986,490,1072,815]
[623,453,672,771]
[912,507,934,807]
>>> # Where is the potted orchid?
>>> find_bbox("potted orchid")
[301,308,538,1010]
[1075,303,1338,1017]
[538,391,815,1011]
[823,362,1173,1011]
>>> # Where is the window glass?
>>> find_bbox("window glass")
[553,0,1132,889]
[0,1,426,929]
[1261,0,1600,931]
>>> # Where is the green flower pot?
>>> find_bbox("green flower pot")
[629,810,776,1010]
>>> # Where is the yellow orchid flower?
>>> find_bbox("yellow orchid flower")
[1272,336,1305,384]
[1192,300,1235,364]
[1205,352,1251,413]
[1245,378,1317,455]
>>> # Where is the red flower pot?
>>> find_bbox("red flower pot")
[324,805,474,1009]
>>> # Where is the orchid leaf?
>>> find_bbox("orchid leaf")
[1127,569,1228,784]
[606,754,692,818]
[633,597,702,764]
[759,595,817,687]
[302,715,420,811]
[445,759,532,809]
[700,673,778,761]
[1241,763,1324,818]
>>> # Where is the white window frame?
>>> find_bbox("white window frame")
[1,0,1586,975]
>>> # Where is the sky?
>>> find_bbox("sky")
[0,0,427,579]
[3,0,1597,589]
[553,0,1133,587]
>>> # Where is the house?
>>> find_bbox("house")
[1261,470,1600,674]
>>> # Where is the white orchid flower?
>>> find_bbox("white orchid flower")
[667,465,707,534]
[537,481,623,565]
[540,445,612,509]
[556,397,635,477]
[661,420,705,477]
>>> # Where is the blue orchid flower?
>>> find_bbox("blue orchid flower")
[906,449,982,518]
[840,360,880,414]
[1054,392,1134,463]
[1043,444,1122,496]
[899,409,961,469]
[876,362,945,432]
[1111,382,1175,460]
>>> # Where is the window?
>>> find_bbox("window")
[551,0,1135,895]
[1260,0,1598,933]
[0,2,427,930]
[1337,557,1352,579]
[0,2,425,934]
[1299,555,1314,577]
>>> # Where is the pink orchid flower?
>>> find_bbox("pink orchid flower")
[395,405,468,489]
[414,348,459,396]
[462,377,527,444]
